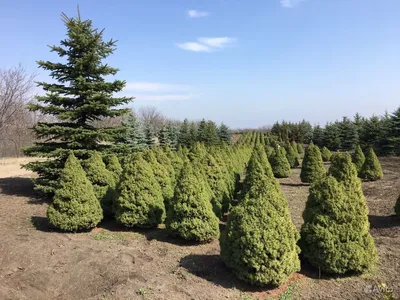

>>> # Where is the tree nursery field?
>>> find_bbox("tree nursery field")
[0,155,399,300]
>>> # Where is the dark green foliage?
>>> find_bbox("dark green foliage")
[321,146,332,162]
[144,123,155,148]
[47,153,103,231]
[270,147,291,178]
[323,123,341,151]
[359,147,383,181]
[300,143,326,183]
[339,117,359,151]
[285,143,300,168]
[83,151,116,217]
[166,162,220,242]
[265,145,274,158]
[291,141,299,155]
[297,143,304,155]
[157,126,170,147]
[203,153,231,218]
[395,194,400,217]
[218,123,232,144]
[300,175,377,274]
[23,13,132,195]
[115,153,165,228]
[143,150,174,206]
[352,145,365,174]
[105,154,123,183]
[153,147,176,185]
[220,172,300,286]
[178,119,193,148]
[388,106,400,155]
[312,125,324,147]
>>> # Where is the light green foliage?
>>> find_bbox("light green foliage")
[300,174,377,274]
[115,153,165,228]
[321,146,332,162]
[291,141,299,155]
[47,153,103,231]
[300,143,326,183]
[105,154,123,183]
[359,147,383,181]
[203,153,231,218]
[153,147,176,185]
[285,143,300,168]
[270,147,291,178]
[297,143,304,155]
[83,151,116,217]
[352,145,365,174]
[166,162,220,242]
[221,173,300,286]
[23,13,132,195]
[143,150,174,207]
[265,145,274,158]
[164,145,184,177]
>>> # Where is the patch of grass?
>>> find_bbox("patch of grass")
[92,229,138,241]
[136,288,147,296]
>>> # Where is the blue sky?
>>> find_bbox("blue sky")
[1,0,399,128]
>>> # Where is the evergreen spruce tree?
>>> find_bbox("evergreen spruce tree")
[143,150,174,207]
[300,174,377,274]
[323,123,341,151]
[270,147,291,178]
[285,143,300,168]
[23,12,133,195]
[153,147,176,185]
[116,111,145,152]
[321,146,332,162]
[158,125,170,147]
[388,106,400,155]
[218,123,232,144]
[104,154,123,183]
[312,125,325,147]
[197,119,208,143]
[300,143,326,183]
[359,147,383,181]
[189,122,198,145]
[205,121,221,145]
[144,123,155,148]
[220,167,300,286]
[83,151,116,217]
[47,153,103,231]
[166,162,220,242]
[166,123,178,150]
[115,153,165,228]
[339,117,359,151]
[291,141,299,155]
[165,145,184,178]
[297,143,304,156]
[178,119,192,148]
[352,145,365,174]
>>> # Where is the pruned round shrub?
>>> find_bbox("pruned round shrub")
[352,145,365,174]
[115,153,165,228]
[359,147,383,181]
[83,151,116,218]
[300,143,326,183]
[47,153,103,231]
[270,147,291,178]
[300,175,377,274]
[166,162,220,242]
[321,146,332,162]
[221,174,300,286]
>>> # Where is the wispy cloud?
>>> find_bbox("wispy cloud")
[125,82,191,92]
[176,37,237,53]
[188,10,209,18]
[280,0,307,8]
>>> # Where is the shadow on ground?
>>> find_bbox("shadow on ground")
[369,215,400,229]
[0,177,48,204]
[280,182,309,187]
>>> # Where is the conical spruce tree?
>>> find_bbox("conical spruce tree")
[220,172,300,286]
[164,145,184,178]
[153,147,176,186]
[285,143,300,168]
[166,162,220,242]
[297,143,304,156]
[203,153,231,218]
[143,150,174,208]
[104,154,123,184]
[300,143,326,183]
[359,147,383,181]
[321,146,332,162]
[114,153,165,228]
[291,141,299,155]
[352,145,365,174]
[83,151,116,217]
[300,175,377,274]
[47,153,103,231]
[270,147,291,178]
[23,12,133,195]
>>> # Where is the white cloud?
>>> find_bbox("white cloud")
[280,0,307,8]
[125,82,191,92]
[176,37,237,52]
[176,42,212,53]
[198,37,236,49]
[133,94,196,102]
[188,10,209,18]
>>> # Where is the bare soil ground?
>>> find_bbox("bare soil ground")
[0,157,399,300]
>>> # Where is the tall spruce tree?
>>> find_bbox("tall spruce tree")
[389,106,400,155]
[158,125,170,147]
[218,123,232,144]
[339,117,359,151]
[23,12,132,195]
[116,111,145,152]
[178,119,191,147]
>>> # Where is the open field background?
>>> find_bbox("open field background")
[0,157,399,300]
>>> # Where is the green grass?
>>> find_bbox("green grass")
[92,229,139,241]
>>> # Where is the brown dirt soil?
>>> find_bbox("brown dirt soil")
[0,157,399,300]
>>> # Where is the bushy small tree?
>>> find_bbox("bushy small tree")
[104,154,123,183]
[115,153,165,228]
[221,173,300,286]
[83,151,116,217]
[300,175,377,274]
[285,143,300,168]
[47,153,103,231]
[270,147,291,178]
[297,143,304,156]
[352,145,365,174]
[321,146,332,162]
[359,147,383,181]
[166,162,219,242]
[300,143,326,183]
